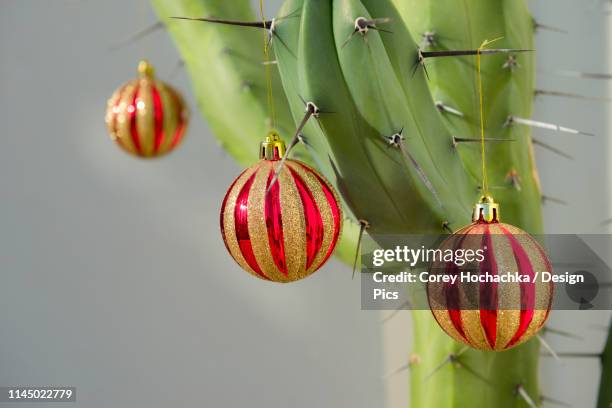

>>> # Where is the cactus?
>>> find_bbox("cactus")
[598,319,612,408]
[151,0,362,263]
[149,0,601,406]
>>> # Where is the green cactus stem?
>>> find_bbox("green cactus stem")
[597,318,612,408]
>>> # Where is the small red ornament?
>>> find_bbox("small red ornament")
[220,133,342,283]
[427,196,554,351]
[105,60,189,158]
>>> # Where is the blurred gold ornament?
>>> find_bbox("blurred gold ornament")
[105,60,189,158]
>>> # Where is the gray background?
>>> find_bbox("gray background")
[0,0,610,407]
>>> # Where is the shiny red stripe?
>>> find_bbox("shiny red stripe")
[129,84,143,154]
[220,169,248,254]
[288,166,324,270]
[169,89,185,148]
[499,226,536,349]
[444,232,472,345]
[295,162,340,266]
[479,225,498,349]
[234,172,269,280]
[151,84,165,153]
[265,168,287,275]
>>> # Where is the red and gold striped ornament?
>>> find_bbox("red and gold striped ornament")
[427,196,554,351]
[220,133,342,283]
[105,60,189,158]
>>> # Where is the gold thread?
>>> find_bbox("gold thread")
[476,37,503,195]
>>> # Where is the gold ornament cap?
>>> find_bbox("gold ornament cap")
[138,60,155,79]
[472,194,500,223]
[259,131,286,161]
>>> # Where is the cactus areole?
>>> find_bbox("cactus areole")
[427,196,554,351]
[220,133,343,283]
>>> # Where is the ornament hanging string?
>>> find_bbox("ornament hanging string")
[259,0,276,129]
[476,37,503,196]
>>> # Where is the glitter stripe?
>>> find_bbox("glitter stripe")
[431,309,469,344]
[137,79,155,156]
[223,166,262,278]
[428,233,464,343]
[265,168,287,275]
[499,225,536,349]
[278,162,307,281]
[220,168,248,254]
[129,83,143,155]
[287,166,323,270]
[486,224,520,350]
[107,84,126,147]
[479,224,498,349]
[444,231,472,346]
[168,87,186,149]
[502,224,551,346]
[247,163,286,282]
[156,82,178,155]
[455,224,493,350]
[461,225,494,350]
[286,162,333,275]
[521,309,550,343]
[531,236,554,323]
[115,83,138,155]
[234,172,269,280]
[295,162,342,267]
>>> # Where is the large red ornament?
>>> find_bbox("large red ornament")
[427,196,554,351]
[105,60,189,158]
[220,133,342,283]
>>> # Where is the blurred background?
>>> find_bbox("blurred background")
[0,0,610,407]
